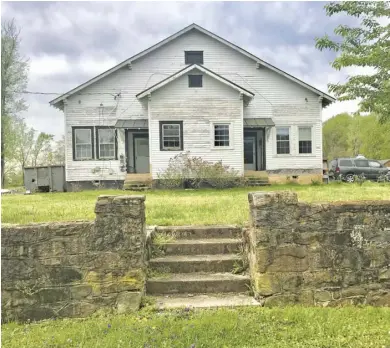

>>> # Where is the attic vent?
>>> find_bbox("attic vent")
[185,51,203,65]
[188,75,202,88]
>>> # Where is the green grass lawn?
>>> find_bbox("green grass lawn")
[2,306,390,347]
[2,183,390,225]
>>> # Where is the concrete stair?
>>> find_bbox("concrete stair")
[244,177,270,187]
[146,225,252,301]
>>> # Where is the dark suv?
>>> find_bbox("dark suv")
[329,157,389,182]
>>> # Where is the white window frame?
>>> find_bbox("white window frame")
[160,121,183,151]
[211,122,233,150]
[73,127,94,161]
[297,126,313,155]
[97,127,116,160]
[275,126,291,156]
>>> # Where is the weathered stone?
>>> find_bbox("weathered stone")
[341,286,367,298]
[2,194,147,322]
[116,291,142,313]
[37,287,70,303]
[367,292,390,306]
[58,302,98,318]
[314,290,332,302]
[264,294,298,307]
[254,273,276,296]
[247,191,390,308]
[70,285,92,300]
[379,268,390,281]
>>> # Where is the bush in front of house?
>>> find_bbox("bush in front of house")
[156,152,243,189]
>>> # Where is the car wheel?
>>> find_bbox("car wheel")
[345,174,355,183]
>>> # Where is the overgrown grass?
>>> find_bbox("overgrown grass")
[2,306,390,347]
[1,183,389,225]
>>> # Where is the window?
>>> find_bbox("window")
[185,51,203,64]
[214,124,230,147]
[188,75,202,88]
[298,127,312,154]
[160,121,183,151]
[276,127,290,154]
[354,159,369,167]
[339,159,353,166]
[72,127,94,160]
[369,161,382,168]
[97,127,117,160]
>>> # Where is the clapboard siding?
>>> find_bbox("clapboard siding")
[64,28,324,181]
[149,72,243,177]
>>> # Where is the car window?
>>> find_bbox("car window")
[339,159,353,166]
[368,161,381,168]
[354,159,369,167]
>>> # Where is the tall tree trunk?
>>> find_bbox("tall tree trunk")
[1,95,5,188]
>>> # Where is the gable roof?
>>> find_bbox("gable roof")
[49,23,336,108]
[136,64,255,99]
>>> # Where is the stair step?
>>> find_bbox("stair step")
[152,294,261,309]
[155,225,242,240]
[152,238,242,255]
[146,272,250,295]
[149,254,243,273]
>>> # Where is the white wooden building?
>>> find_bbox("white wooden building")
[50,23,335,189]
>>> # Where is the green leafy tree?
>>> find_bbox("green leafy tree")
[315,1,390,122]
[322,113,353,159]
[31,132,54,167]
[1,18,29,187]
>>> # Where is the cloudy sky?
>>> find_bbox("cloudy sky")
[2,1,365,139]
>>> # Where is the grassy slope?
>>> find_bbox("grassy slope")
[2,183,390,225]
[2,306,390,348]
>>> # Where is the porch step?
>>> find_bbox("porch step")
[149,254,243,273]
[152,294,261,309]
[152,238,243,256]
[146,272,250,295]
[123,182,151,191]
[155,225,242,240]
[244,177,270,187]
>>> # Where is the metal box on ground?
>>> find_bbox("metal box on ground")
[24,165,66,192]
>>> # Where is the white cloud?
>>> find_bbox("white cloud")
[29,55,71,77]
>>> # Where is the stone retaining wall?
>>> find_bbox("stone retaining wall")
[246,191,390,307]
[1,195,146,322]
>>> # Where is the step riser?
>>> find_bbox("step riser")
[146,279,249,295]
[152,242,242,256]
[155,228,242,240]
[149,259,242,273]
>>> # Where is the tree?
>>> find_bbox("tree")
[13,118,35,174]
[52,135,65,165]
[323,112,353,160]
[31,132,54,167]
[323,112,390,160]
[1,18,29,187]
[315,2,390,123]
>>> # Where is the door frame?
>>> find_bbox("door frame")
[133,133,150,173]
[244,132,258,171]
[125,130,149,173]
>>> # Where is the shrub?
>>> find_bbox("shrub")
[156,152,243,189]
[311,178,322,186]
[354,173,366,186]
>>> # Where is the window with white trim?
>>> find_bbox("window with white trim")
[185,51,203,65]
[213,124,230,147]
[298,127,312,154]
[97,128,116,159]
[73,127,94,160]
[276,127,290,154]
[160,121,183,151]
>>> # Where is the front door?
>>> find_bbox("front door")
[244,136,256,171]
[134,136,150,173]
